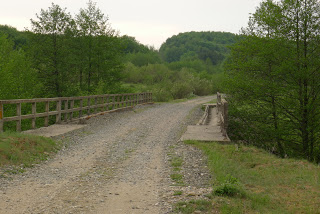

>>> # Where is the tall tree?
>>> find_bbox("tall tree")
[29,3,75,97]
[75,0,120,92]
[225,0,320,162]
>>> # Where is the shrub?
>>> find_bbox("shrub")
[213,175,245,197]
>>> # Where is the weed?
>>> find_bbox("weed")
[174,200,213,214]
[170,156,183,168]
[173,191,183,196]
[171,173,183,182]
[213,175,245,197]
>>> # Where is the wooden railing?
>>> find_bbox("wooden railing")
[0,92,152,132]
[217,92,228,137]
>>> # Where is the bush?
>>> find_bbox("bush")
[213,175,245,197]
[152,87,173,102]
[171,81,194,99]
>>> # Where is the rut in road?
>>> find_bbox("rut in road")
[0,96,214,214]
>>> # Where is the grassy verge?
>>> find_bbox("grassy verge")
[168,145,184,186]
[180,141,320,213]
[0,132,60,171]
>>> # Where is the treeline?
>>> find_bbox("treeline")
[0,4,235,103]
[122,32,236,101]
[225,0,320,163]
[0,1,124,100]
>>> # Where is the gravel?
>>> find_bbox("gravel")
[0,96,215,214]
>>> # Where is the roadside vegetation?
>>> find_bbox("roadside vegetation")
[225,0,320,163]
[176,140,320,213]
[0,132,60,173]
[168,145,184,186]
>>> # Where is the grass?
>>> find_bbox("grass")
[0,131,60,169]
[168,145,185,186]
[174,200,213,214]
[174,190,183,196]
[206,98,217,104]
[181,140,320,213]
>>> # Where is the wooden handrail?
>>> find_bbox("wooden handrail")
[0,92,153,132]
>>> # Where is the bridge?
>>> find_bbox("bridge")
[181,92,230,142]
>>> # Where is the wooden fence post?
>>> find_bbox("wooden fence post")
[56,100,61,123]
[45,101,49,127]
[0,102,3,132]
[94,97,98,114]
[32,102,36,129]
[88,98,91,115]
[17,103,21,131]
[64,100,68,122]
[117,95,120,108]
[111,95,114,109]
[80,99,83,118]
[70,100,74,121]
[106,96,109,111]
[101,96,104,112]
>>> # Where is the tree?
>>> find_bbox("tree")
[0,34,39,99]
[29,3,75,97]
[225,0,320,162]
[75,0,121,92]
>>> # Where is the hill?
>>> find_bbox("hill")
[159,31,236,67]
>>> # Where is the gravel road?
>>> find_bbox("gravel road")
[0,96,214,214]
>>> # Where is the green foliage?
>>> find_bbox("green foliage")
[0,132,60,167]
[122,62,215,102]
[0,34,39,100]
[174,200,213,214]
[159,31,236,67]
[75,0,124,93]
[225,0,320,162]
[25,1,125,97]
[0,25,29,49]
[29,3,76,97]
[120,35,149,54]
[186,141,320,213]
[173,191,183,196]
[125,52,162,67]
[213,175,244,197]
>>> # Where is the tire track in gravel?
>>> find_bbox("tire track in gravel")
[0,96,214,214]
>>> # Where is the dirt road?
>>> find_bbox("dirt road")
[0,96,214,214]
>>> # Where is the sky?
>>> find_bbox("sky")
[0,0,262,49]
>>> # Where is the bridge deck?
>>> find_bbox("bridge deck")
[181,106,230,142]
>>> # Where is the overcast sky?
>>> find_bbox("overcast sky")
[0,0,262,48]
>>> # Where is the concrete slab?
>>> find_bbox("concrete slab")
[23,124,86,137]
[181,125,230,142]
[181,105,230,142]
